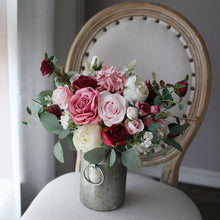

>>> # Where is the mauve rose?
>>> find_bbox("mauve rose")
[150,105,159,115]
[124,119,144,135]
[52,86,73,108]
[102,124,128,147]
[174,81,188,97]
[68,87,101,125]
[46,105,62,119]
[98,92,126,127]
[135,102,149,116]
[142,116,154,127]
[40,58,54,76]
[72,75,98,91]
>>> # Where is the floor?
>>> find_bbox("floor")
[178,183,220,220]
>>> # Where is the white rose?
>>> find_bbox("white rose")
[73,124,102,152]
[123,75,149,102]
[126,107,138,119]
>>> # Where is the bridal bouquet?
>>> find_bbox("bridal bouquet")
[23,54,189,171]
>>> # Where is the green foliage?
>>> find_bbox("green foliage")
[53,141,64,163]
[122,150,143,169]
[169,123,189,136]
[67,134,76,151]
[84,147,106,164]
[26,107,32,115]
[164,137,183,152]
[108,149,119,173]
[39,112,63,134]
[148,122,159,132]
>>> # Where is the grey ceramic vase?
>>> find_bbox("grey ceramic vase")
[80,154,127,211]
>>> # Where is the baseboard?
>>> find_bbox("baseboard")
[130,165,220,189]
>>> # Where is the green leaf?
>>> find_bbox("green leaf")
[59,129,69,139]
[164,137,183,152]
[108,152,119,173]
[154,96,162,106]
[26,107,32,115]
[45,53,48,58]
[37,90,53,102]
[67,134,76,151]
[109,149,117,167]
[152,72,156,82]
[39,111,63,133]
[169,124,189,136]
[184,74,189,81]
[31,102,43,113]
[179,104,184,110]
[84,147,106,164]
[53,141,64,163]
[152,132,159,143]
[22,121,28,125]
[122,150,143,169]
[67,71,78,77]
[174,84,186,89]
[148,122,159,132]
[163,88,172,100]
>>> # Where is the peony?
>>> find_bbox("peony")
[135,102,149,116]
[126,107,139,120]
[52,86,73,109]
[73,124,102,152]
[68,87,101,125]
[123,75,149,102]
[95,64,126,93]
[40,58,54,76]
[98,92,126,127]
[72,75,98,91]
[102,124,128,147]
[124,119,144,135]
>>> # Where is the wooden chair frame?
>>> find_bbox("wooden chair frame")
[65,2,211,186]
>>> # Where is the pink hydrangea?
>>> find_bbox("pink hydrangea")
[95,64,126,93]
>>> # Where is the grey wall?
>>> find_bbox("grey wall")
[84,0,220,172]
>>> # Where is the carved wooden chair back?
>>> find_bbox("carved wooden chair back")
[65,2,211,186]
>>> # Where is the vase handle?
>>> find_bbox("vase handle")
[83,164,105,186]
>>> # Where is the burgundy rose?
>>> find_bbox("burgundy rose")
[72,75,98,91]
[40,58,54,76]
[145,80,151,91]
[174,81,188,97]
[145,80,158,103]
[46,105,62,119]
[135,102,149,116]
[102,124,129,147]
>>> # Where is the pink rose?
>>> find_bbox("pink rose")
[98,92,126,127]
[135,102,149,116]
[95,64,126,93]
[52,86,73,108]
[150,105,159,114]
[124,119,144,135]
[68,87,101,125]
[142,116,154,127]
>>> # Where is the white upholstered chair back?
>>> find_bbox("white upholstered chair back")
[65,2,211,186]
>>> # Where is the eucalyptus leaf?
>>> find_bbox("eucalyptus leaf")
[39,112,63,133]
[53,141,64,163]
[164,137,183,152]
[84,147,106,164]
[154,96,162,106]
[37,90,53,102]
[26,107,32,115]
[59,129,69,139]
[31,102,43,113]
[163,88,172,100]
[148,122,159,132]
[122,150,142,169]
[67,134,76,151]
[169,124,189,136]
[179,104,184,110]
[109,149,117,167]
[108,152,119,173]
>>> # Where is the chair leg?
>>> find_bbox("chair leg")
[160,153,184,187]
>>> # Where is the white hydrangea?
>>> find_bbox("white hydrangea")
[60,111,70,129]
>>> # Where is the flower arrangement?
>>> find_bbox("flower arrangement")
[23,54,190,171]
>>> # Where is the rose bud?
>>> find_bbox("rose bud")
[40,58,54,76]
[150,105,159,115]
[126,107,139,120]
[46,105,62,119]
[135,102,149,116]
[124,119,144,135]
[72,75,98,91]
[174,81,188,97]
